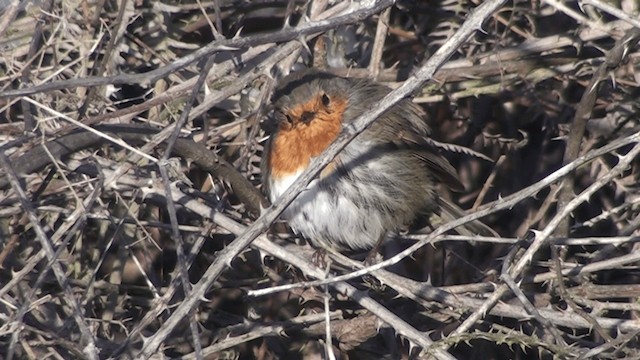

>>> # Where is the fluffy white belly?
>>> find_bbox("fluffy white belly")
[268,170,385,250]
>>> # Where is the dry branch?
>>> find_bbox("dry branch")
[2,0,640,359]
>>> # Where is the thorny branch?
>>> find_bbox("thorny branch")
[2,0,640,359]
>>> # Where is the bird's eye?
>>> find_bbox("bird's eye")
[321,93,331,107]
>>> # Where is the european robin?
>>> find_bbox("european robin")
[261,70,495,251]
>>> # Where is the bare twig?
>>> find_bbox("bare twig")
[580,0,640,29]
[247,130,640,297]
[0,152,99,360]
[0,0,394,98]
[136,1,507,357]
[368,7,391,79]
[447,140,640,343]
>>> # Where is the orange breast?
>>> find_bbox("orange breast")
[268,96,346,179]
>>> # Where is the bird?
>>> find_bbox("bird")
[261,70,495,252]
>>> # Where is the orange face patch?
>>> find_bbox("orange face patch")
[268,93,346,178]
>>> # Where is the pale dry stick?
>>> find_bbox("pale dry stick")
[112,4,379,356]
[107,194,161,302]
[446,141,640,344]
[0,0,394,98]
[313,0,351,20]
[248,130,640,298]
[415,62,579,104]
[0,0,20,39]
[19,0,53,132]
[578,330,640,360]
[410,235,640,246]
[554,28,640,341]
[78,0,133,118]
[5,166,103,359]
[408,234,517,244]
[151,1,228,12]
[189,43,298,120]
[0,238,70,300]
[110,191,162,252]
[550,248,612,342]
[156,56,217,360]
[518,183,562,235]
[0,152,99,360]
[261,234,640,336]
[145,184,457,360]
[418,235,640,246]
[550,236,640,246]
[40,140,86,207]
[127,248,161,294]
[400,270,640,333]
[342,18,632,82]
[368,7,391,79]
[500,274,568,347]
[576,298,640,313]
[98,44,273,128]
[78,168,640,352]
[310,0,330,18]
[39,32,105,85]
[22,97,157,162]
[568,283,640,300]
[557,28,640,237]
[580,0,640,29]
[472,154,506,210]
[104,42,299,189]
[196,0,222,40]
[179,312,341,360]
[471,19,628,65]
[136,1,506,357]
[486,3,531,39]
[378,262,640,333]
[0,42,264,132]
[323,275,337,360]
[100,219,130,337]
[543,0,613,33]
[532,250,640,284]
[621,212,640,236]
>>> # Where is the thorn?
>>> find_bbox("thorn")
[233,27,244,39]
[407,339,418,354]
[297,37,312,55]
[216,45,241,51]
[577,1,587,13]
[609,72,617,89]
[259,202,269,217]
